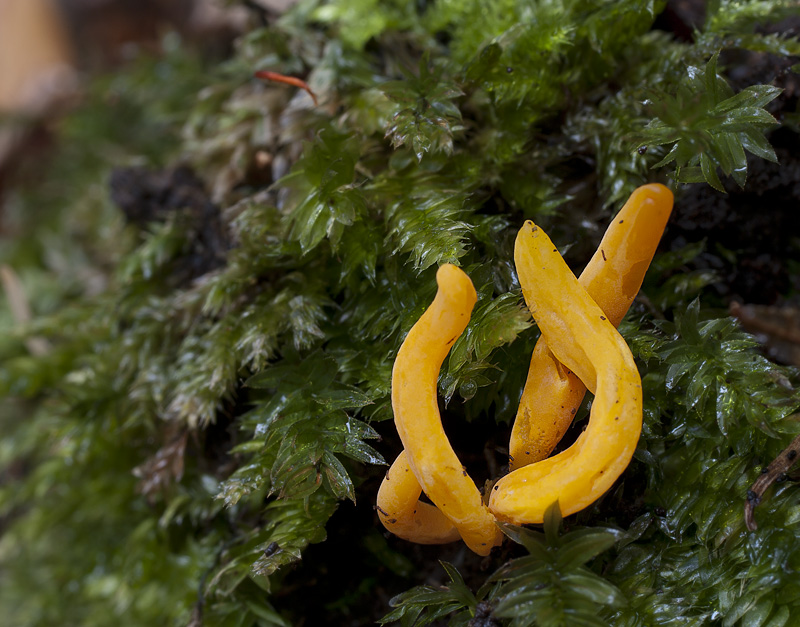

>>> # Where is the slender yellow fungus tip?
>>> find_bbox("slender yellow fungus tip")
[488,222,642,523]
[380,264,501,555]
[509,183,672,469]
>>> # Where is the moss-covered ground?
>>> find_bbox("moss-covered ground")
[3,1,800,625]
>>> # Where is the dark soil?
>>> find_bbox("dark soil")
[109,165,230,284]
[662,128,800,306]
[659,17,800,307]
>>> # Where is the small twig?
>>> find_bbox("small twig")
[254,70,318,106]
[730,301,800,347]
[0,264,32,323]
[0,264,50,356]
[730,301,800,367]
[744,432,800,531]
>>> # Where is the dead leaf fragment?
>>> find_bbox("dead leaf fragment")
[730,302,800,367]
[133,430,188,502]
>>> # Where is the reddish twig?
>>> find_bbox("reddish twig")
[254,70,318,106]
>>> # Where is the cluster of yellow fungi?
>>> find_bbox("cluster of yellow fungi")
[376,184,674,555]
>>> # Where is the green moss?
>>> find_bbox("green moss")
[2,0,800,625]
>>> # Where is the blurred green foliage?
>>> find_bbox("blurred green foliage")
[1,0,800,625]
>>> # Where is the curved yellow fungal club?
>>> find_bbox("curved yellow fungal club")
[489,222,643,524]
[387,263,502,555]
[509,184,672,470]
[376,450,461,544]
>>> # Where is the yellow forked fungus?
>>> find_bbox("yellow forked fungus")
[376,450,461,544]
[382,264,501,555]
[488,222,643,524]
[509,184,672,470]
